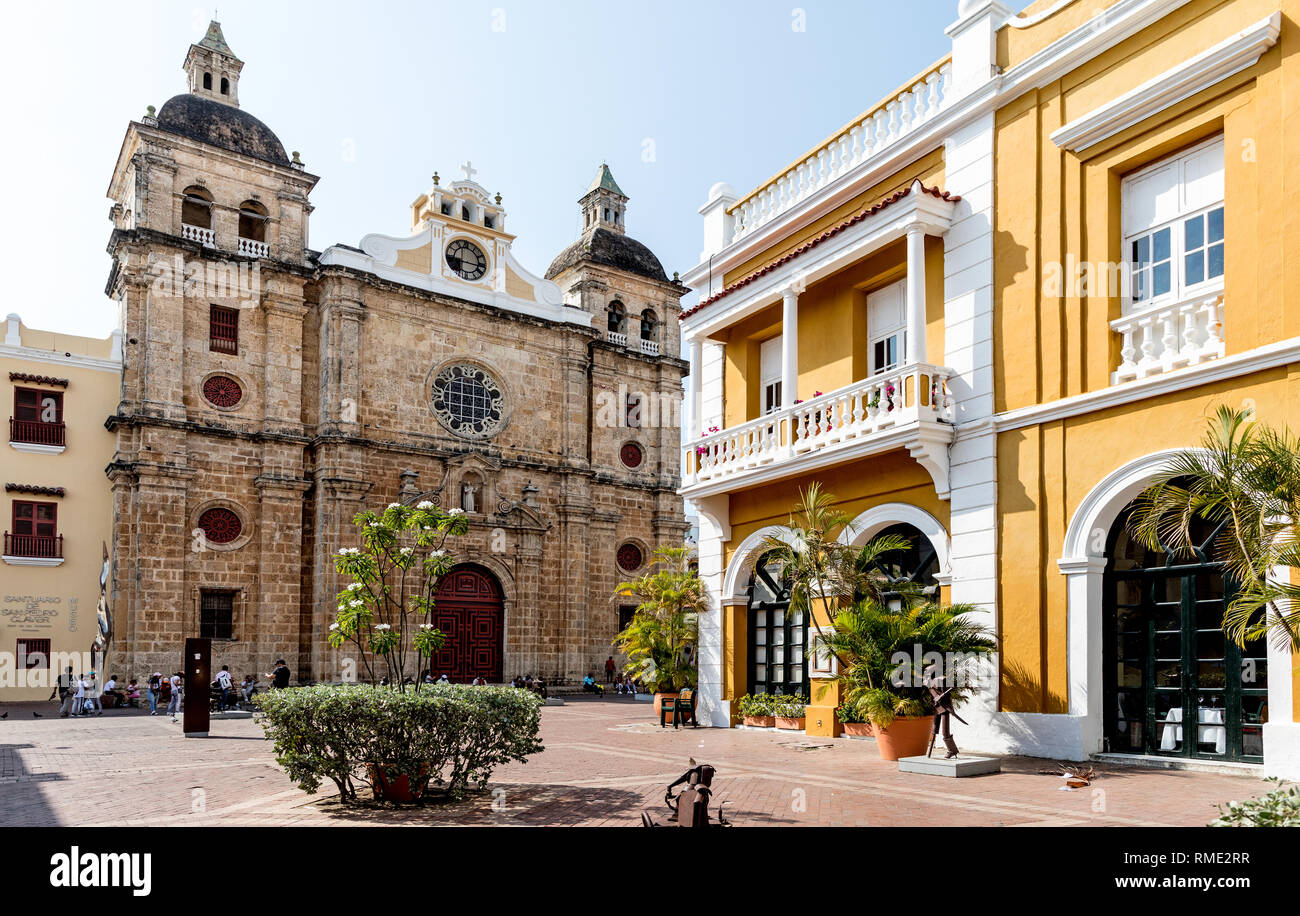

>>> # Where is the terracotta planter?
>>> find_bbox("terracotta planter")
[774,716,806,730]
[872,716,933,761]
[652,692,679,721]
[742,715,775,728]
[368,764,430,803]
[841,722,874,738]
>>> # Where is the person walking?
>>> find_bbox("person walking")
[51,666,76,717]
[214,665,233,711]
[167,671,183,721]
[146,672,162,715]
[71,673,88,717]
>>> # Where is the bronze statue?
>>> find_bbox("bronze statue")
[924,663,968,759]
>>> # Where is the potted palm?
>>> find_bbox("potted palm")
[738,693,775,728]
[613,546,706,720]
[817,599,996,760]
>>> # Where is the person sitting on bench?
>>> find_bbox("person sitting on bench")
[582,673,604,696]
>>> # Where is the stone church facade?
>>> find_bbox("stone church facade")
[103,22,688,684]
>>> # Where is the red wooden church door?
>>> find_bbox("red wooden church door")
[432,565,504,683]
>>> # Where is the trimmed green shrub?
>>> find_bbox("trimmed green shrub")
[255,683,543,803]
[1211,780,1300,827]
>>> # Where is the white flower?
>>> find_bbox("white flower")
[374,623,392,631]
[416,500,434,510]
[329,622,340,631]
[347,582,364,591]
[387,502,401,509]
[368,521,380,527]
[338,547,358,556]
[430,549,447,559]
[349,599,364,608]
[419,623,434,630]
[400,547,414,556]
[447,507,466,516]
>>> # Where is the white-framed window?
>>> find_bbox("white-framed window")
[760,335,783,415]
[866,279,906,374]
[1122,136,1224,309]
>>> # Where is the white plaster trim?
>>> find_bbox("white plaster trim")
[839,502,952,580]
[1005,0,1077,28]
[995,336,1300,433]
[8,442,65,455]
[318,230,579,327]
[682,189,956,338]
[2,555,65,567]
[0,344,121,373]
[1051,12,1281,152]
[721,525,792,600]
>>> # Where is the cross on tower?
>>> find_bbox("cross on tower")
[460,161,477,182]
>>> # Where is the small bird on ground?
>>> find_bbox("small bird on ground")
[0,711,8,719]
[32,712,42,718]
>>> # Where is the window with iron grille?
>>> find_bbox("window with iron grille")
[200,589,235,640]
[210,305,239,355]
[17,638,50,670]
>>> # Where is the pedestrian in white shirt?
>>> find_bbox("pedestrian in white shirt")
[167,671,184,721]
[71,674,87,717]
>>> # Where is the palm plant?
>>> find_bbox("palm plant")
[760,483,915,666]
[612,546,706,692]
[1127,406,1300,650]
[815,599,996,728]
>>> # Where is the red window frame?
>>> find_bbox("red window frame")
[210,305,239,355]
[14,387,63,423]
[12,500,57,538]
[17,638,51,670]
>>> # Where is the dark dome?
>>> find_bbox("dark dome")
[545,228,668,283]
[155,93,289,166]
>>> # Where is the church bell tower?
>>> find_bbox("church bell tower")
[184,20,243,107]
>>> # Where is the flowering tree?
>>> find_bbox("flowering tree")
[330,500,469,690]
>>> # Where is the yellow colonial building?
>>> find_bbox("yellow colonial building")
[0,314,121,700]
[680,0,1300,778]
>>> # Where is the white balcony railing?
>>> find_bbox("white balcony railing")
[181,223,215,247]
[1112,293,1224,383]
[237,237,270,258]
[729,61,952,244]
[682,362,954,490]
[606,331,627,347]
[639,338,660,356]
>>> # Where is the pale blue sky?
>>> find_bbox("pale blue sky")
[5,0,965,337]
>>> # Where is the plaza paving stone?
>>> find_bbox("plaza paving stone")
[0,697,1263,827]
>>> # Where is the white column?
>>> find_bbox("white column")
[906,224,927,364]
[781,281,802,407]
[686,337,704,436]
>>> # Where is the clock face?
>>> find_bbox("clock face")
[445,239,488,281]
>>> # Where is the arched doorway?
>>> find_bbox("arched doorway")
[862,522,942,607]
[746,552,803,696]
[432,564,504,683]
[1103,504,1267,762]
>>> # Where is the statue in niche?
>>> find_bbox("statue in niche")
[460,482,479,513]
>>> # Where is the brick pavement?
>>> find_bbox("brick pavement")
[0,697,1266,826]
